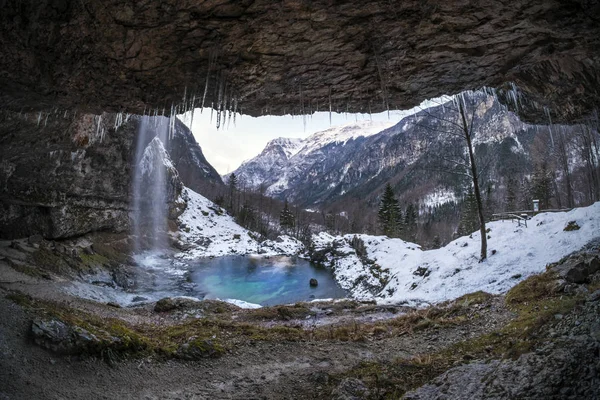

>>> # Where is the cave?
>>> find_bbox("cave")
[1,0,599,123]
[1,2,599,399]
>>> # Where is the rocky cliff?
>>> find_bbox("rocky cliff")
[0,112,219,240]
[0,1,598,123]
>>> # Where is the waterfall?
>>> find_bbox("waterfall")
[132,116,172,252]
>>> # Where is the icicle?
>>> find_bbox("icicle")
[37,112,42,127]
[44,113,49,126]
[544,106,555,147]
[329,87,332,126]
[96,115,102,136]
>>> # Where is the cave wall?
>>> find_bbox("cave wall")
[0,0,599,123]
[0,112,134,239]
[0,112,218,240]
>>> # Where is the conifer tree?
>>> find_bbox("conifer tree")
[227,173,238,212]
[378,183,402,237]
[532,162,553,209]
[458,189,479,236]
[279,200,295,232]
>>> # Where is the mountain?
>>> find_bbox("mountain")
[166,118,224,194]
[226,120,395,196]
[229,93,533,207]
[226,137,304,188]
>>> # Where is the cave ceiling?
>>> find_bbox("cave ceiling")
[1,0,599,123]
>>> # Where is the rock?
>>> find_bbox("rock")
[107,302,122,308]
[82,246,94,255]
[27,235,43,245]
[131,296,148,303]
[404,335,600,400]
[331,378,370,400]
[31,318,100,355]
[554,256,600,284]
[176,339,224,360]
[587,289,600,302]
[154,297,201,312]
[309,278,319,287]
[563,221,581,231]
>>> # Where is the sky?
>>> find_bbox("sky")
[178,96,451,176]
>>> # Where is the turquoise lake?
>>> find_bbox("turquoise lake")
[190,256,348,306]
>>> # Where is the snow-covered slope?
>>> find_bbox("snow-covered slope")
[313,202,600,306]
[174,187,304,259]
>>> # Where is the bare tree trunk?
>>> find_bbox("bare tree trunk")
[459,102,487,261]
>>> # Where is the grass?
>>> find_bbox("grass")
[326,269,591,398]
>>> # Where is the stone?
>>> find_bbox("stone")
[587,289,600,302]
[309,278,319,287]
[555,258,594,284]
[27,235,43,245]
[563,221,581,231]
[31,318,100,355]
[331,378,370,400]
[154,297,201,312]
[403,336,600,399]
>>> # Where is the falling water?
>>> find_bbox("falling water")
[132,116,171,252]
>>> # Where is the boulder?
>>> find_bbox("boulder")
[309,278,319,287]
[31,318,100,355]
[554,256,600,284]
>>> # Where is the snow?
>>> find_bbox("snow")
[422,189,457,208]
[312,202,600,307]
[140,137,174,177]
[219,298,263,309]
[298,120,395,154]
[174,187,304,259]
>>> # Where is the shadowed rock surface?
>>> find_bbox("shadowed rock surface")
[1,1,599,123]
[0,112,217,240]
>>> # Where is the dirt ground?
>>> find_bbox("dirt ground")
[0,274,512,400]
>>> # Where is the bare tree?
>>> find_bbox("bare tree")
[411,92,489,261]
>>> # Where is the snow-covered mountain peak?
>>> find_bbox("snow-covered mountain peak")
[261,137,304,159]
[300,120,394,153]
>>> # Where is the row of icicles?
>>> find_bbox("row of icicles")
[11,81,569,143]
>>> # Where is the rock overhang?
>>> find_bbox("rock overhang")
[0,0,599,124]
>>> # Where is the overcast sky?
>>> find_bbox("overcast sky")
[179,97,450,176]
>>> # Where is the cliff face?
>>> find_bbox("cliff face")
[0,113,218,240]
[0,1,598,123]
[0,112,134,239]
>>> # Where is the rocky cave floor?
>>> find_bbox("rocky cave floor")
[0,233,599,399]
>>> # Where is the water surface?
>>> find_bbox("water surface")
[190,256,347,306]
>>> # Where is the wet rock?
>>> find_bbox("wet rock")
[331,378,370,400]
[310,278,319,287]
[131,296,148,303]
